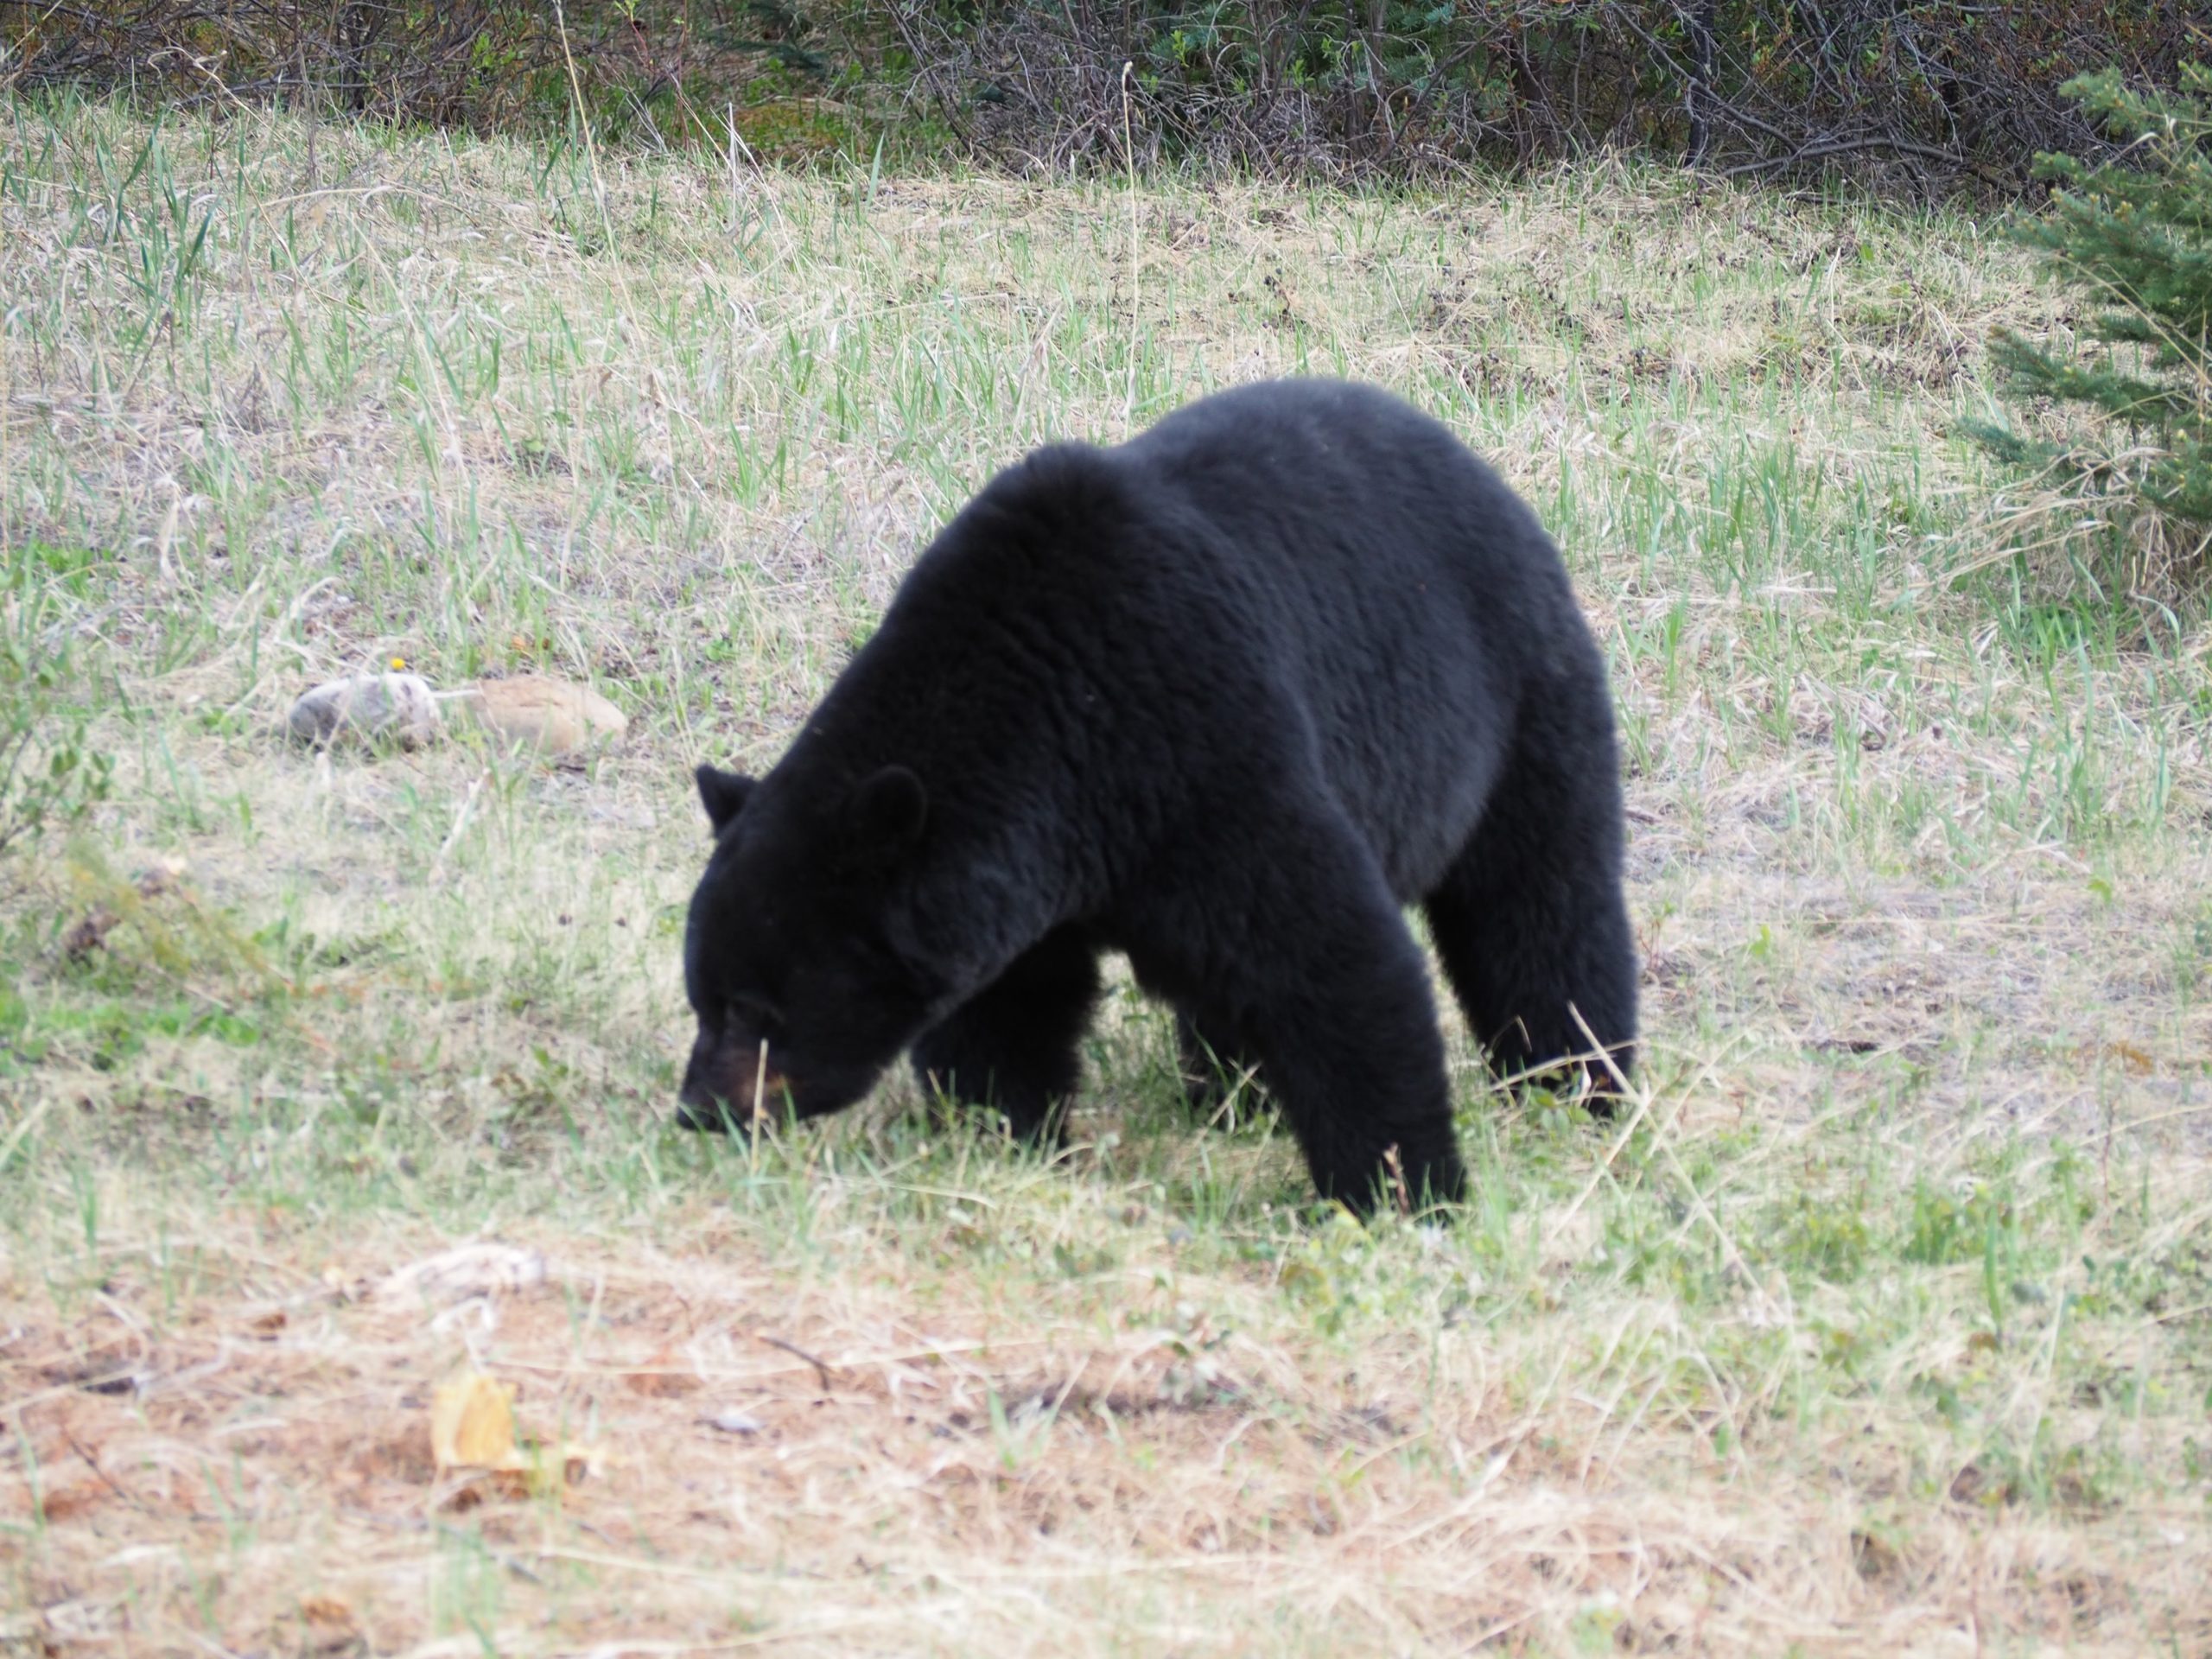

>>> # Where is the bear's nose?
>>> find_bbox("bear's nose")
[677,1033,791,1131]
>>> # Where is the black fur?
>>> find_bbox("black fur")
[679,378,1636,1214]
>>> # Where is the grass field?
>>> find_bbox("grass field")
[2,93,2209,1656]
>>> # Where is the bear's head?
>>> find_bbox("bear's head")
[677,760,940,1132]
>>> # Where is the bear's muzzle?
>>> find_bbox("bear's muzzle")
[677,1031,792,1131]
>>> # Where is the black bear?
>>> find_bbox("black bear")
[679,378,1635,1214]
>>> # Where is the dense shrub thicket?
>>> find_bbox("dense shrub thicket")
[0,0,2197,185]
[926,0,2195,185]
[0,1,840,143]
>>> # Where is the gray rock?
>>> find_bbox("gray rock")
[286,672,442,749]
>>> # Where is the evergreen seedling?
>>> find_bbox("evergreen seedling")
[1980,64,2212,582]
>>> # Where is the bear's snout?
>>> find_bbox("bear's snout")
[677,1030,791,1131]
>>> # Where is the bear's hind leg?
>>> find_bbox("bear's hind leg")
[911,925,1100,1141]
[1423,688,1637,1091]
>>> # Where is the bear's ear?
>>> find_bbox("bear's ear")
[696,765,756,835]
[846,765,928,853]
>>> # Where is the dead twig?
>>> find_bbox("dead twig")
[755,1332,837,1390]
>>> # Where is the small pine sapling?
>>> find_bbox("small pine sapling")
[1977,64,2212,589]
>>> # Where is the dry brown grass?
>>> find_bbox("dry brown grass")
[9,1207,2208,1656]
[2,99,2209,1655]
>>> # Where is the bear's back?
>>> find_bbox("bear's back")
[887,384,1586,882]
[920,379,1573,651]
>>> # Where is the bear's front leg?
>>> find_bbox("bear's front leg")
[910,925,1101,1141]
[1122,819,1468,1215]
[1236,944,1467,1216]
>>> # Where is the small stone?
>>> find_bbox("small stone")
[703,1408,765,1435]
[287,672,441,749]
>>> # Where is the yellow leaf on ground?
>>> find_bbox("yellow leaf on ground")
[431,1370,517,1471]
[427,1367,610,1500]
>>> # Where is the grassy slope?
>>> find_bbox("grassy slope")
[1,96,2209,1656]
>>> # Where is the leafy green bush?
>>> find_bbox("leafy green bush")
[1980,65,2212,593]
